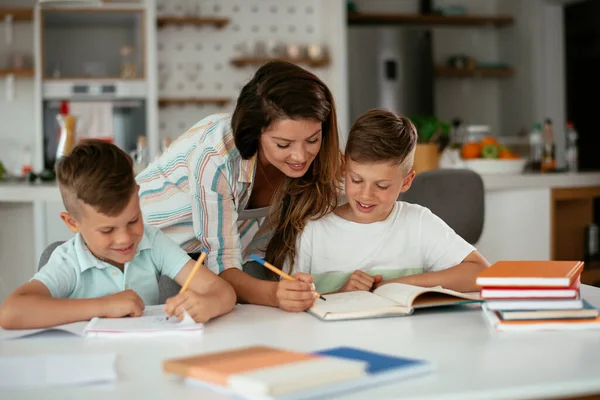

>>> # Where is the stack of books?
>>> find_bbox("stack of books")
[475,261,600,331]
[162,346,434,399]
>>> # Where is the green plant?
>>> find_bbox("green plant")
[410,115,450,144]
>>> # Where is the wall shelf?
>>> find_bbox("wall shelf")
[156,16,230,29]
[347,12,514,27]
[0,9,34,22]
[158,97,232,107]
[231,57,330,68]
[435,66,515,78]
[0,69,34,78]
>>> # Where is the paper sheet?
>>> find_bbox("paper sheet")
[0,321,88,341]
[0,305,198,340]
[84,306,202,337]
[0,353,117,388]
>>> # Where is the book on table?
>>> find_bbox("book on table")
[307,283,481,321]
[475,260,584,288]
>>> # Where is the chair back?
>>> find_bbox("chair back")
[399,169,484,244]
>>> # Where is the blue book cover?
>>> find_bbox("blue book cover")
[314,347,432,376]
[267,347,434,400]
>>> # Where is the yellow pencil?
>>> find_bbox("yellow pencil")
[250,254,326,301]
[179,252,207,294]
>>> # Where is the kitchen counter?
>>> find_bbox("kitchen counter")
[0,181,61,202]
[481,171,600,191]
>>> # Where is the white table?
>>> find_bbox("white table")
[2,285,600,400]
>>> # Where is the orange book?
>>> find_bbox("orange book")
[162,346,367,397]
[475,260,584,288]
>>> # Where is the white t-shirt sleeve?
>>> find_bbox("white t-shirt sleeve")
[420,207,475,272]
[287,221,314,275]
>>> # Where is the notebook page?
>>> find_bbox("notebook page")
[309,291,403,319]
[84,309,201,336]
[374,283,481,308]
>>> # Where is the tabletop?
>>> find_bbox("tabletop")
[2,285,600,400]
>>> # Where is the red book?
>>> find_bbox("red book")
[480,276,580,299]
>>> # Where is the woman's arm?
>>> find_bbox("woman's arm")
[221,269,316,312]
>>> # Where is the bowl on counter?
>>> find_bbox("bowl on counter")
[462,158,527,175]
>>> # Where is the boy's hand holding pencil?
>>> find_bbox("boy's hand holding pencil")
[164,252,215,323]
[250,254,324,313]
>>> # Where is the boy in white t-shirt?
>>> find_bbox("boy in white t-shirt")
[287,108,490,295]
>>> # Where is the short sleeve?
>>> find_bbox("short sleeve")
[187,152,243,274]
[150,228,192,279]
[287,222,314,275]
[30,247,78,298]
[420,208,476,272]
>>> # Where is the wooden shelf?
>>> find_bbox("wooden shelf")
[348,12,513,27]
[231,57,330,68]
[0,69,34,78]
[158,98,232,108]
[157,16,230,29]
[0,9,34,22]
[435,66,515,78]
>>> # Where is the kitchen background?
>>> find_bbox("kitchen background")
[1,0,600,300]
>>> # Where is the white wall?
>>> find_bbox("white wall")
[433,0,502,135]
[349,0,508,136]
[498,0,566,168]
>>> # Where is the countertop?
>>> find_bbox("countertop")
[1,171,600,202]
[481,171,600,191]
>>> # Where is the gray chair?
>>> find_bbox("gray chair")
[399,169,484,244]
[38,241,182,303]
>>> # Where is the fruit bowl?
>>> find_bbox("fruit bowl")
[462,158,527,175]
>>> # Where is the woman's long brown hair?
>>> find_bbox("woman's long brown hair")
[231,61,342,273]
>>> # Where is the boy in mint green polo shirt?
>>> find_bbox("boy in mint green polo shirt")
[0,140,236,330]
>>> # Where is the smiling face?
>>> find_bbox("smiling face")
[60,190,144,267]
[342,156,415,224]
[258,118,323,178]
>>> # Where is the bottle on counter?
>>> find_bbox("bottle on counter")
[55,113,77,162]
[133,135,148,175]
[541,118,556,172]
[528,122,543,172]
[565,121,579,173]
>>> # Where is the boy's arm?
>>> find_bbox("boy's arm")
[170,259,237,319]
[0,281,144,329]
[378,251,490,292]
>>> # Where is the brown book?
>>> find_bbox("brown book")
[476,260,584,288]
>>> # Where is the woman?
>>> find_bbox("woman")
[137,61,341,312]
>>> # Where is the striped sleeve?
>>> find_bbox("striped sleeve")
[188,147,243,274]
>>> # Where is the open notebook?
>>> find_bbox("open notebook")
[0,305,203,340]
[309,283,482,321]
